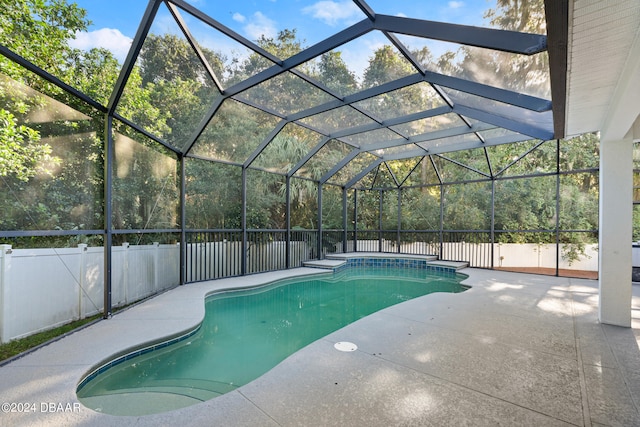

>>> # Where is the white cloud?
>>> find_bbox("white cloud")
[232,12,246,23]
[244,11,278,40]
[448,1,464,9]
[69,28,132,63]
[302,1,362,26]
[340,35,386,82]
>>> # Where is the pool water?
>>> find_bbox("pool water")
[77,267,467,415]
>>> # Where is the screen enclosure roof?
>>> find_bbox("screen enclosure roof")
[104,0,566,189]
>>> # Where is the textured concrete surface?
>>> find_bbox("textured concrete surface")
[1,267,639,426]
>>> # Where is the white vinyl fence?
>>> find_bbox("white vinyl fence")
[0,243,180,344]
[348,240,599,271]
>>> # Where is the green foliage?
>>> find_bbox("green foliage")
[485,0,546,33]
[0,0,89,83]
[0,0,90,184]
[64,48,121,106]
[0,70,104,237]
[633,205,640,242]
[317,51,357,95]
[362,45,414,89]
[185,159,242,229]
[401,187,441,230]
[443,181,493,230]
[0,108,50,180]
[140,33,220,88]
[227,29,303,85]
[494,176,556,240]
[560,133,599,171]
[246,169,287,229]
[111,129,179,230]
[481,0,549,97]
[322,185,344,229]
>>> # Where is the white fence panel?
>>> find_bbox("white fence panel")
[494,243,598,271]
[399,241,439,255]
[81,246,105,318]
[354,240,379,252]
[1,247,81,341]
[126,244,157,302]
[290,241,312,267]
[0,243,180,343]
[110,244,128,307]
[157,244,180,290]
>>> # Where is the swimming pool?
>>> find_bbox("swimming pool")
[77,265,468,415]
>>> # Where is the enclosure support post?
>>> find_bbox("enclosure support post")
[378,189,383,253]
[103,114,113,319]
[490,180,495,269]
[180,156,186,285]
[317,182,323,259]
[342,187,348,253]
[439,184,444,260]
[555,139,561,276]
[397,188,401,253]
[241,167,247,275]
[286,176,291,268]
[354,189,358,252]
[599,136,633,327]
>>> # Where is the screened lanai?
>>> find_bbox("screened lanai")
[0,0,638,344]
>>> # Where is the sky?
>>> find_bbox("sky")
[69,0,496,78]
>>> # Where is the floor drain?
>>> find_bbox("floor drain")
[334,341,357,352]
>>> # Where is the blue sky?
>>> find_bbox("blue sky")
[69,0,495,77]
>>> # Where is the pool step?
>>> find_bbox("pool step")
[426,260,469,271]
[302,253,468,272]
[302,259,347,270]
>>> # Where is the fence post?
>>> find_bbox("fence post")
[78,244,88,319]
[153,242,160,292]
[0,245,13,343]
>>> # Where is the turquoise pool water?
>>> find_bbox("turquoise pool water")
[77,266,467,415]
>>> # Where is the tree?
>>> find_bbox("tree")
[228,29,304,86]
[317,51,357,95]
[0,108,51,180]
[362,45,415,89]
[0,0,181,239]
[139,33,224,89]
[0,0,91,185]
[65,47,121,107]
[477,0,548,96]
[484,0,546,33]
[185,159,242,229]
[0,0,90,87]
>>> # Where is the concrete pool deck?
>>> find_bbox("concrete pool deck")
[1,267,640,426]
